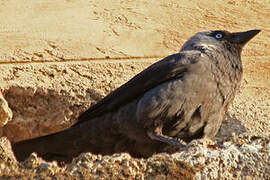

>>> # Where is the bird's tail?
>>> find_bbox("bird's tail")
[12,125,86,162]
[12,115,121,162]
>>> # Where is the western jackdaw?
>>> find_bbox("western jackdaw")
[13,29,260,162]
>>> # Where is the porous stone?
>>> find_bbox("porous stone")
[0,92,12,127]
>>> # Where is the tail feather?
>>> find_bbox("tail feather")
[12,125,84,162]
[12,115,121,162]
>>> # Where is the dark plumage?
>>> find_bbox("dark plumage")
[12,29,260,162]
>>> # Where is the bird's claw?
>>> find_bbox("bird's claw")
[147,128,187,149]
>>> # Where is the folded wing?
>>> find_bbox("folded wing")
[77,52,200,125]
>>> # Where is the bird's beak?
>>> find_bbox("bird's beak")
[229,29,261,46]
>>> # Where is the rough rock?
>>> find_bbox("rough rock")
[0,137,17,176]
[0,137,16,163]
[0,136,269,179]
[0,93,12,128]
[180,135,270,179]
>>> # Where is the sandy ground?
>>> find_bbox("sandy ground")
[0,0,269,149]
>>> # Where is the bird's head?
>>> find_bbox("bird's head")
[181,29,261,56]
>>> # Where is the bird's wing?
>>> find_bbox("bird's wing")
[76,51,201,125]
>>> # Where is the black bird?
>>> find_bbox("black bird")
[13,29,260,162]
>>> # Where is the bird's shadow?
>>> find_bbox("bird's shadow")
[216,112,247,138]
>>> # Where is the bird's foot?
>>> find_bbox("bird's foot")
[147,127,187,149]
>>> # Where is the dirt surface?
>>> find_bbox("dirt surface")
[0,0,269,61]
[0,0,269,179]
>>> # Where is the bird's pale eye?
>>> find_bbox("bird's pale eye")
[215,33,223,39]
